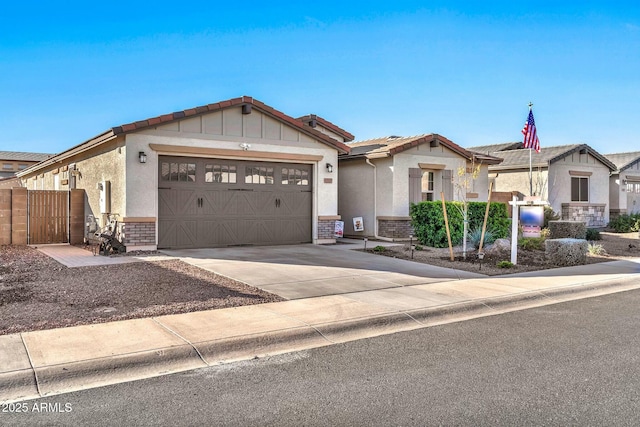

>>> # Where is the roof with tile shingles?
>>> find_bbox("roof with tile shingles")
[478,144,616,171]
[18,96,351,176]
[296,114,355,142]
[603,151,640,173]
[0,151,52,162]
[341,134,503,164]
[467,142,522,154]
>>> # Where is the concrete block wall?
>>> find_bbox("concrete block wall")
[0,189,11,245]
[11,188,27,245]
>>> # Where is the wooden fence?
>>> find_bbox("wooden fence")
[28,190,69,244]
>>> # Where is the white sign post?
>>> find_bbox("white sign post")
[509,196,550,265]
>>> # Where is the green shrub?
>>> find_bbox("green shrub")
[608,213,640,233]
[468,202,511,238]
[586,228,602,241]
[497,260,514,268]
[468,226,495,249]
[410,201,510,248]
[519,237,546,251]
[372,245,386,253]
[414,245,423,251]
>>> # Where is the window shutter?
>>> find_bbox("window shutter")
[409,168,422,204]
[442,169,453,200]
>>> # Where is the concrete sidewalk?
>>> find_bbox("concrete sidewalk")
[2,257,639,403]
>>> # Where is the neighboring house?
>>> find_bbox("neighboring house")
[603,151,640,217]
[469,143,616,227]
[17,96,351,251]
[0,151,51,179]
[338,134,502,239]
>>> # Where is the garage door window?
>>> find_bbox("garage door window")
[245,166,274,184]
[282,168,309,185]
[205,164,236,183]
[161,162,196,182]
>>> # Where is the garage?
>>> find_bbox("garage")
[158,156,312,249]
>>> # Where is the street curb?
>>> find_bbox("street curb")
[312,312,423,343]
[190,326,332,364]
[0,344,206,403]
[2,276,640,403]
[0,369,39,403]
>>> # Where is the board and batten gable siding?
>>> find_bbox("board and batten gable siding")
[141,108,321,146]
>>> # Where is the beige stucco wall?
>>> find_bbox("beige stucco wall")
[19,138,127,230]
[337,143,493,237]
[125,107,340,243]
[392,145,484,216]
[338,160,376,237]
[493,168,551,200]
[493,152,611,221]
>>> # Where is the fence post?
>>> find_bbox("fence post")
[0,189,11,245]
[11,187,28,245]
[69,189,85,244]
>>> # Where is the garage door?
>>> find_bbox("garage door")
[158,156,312,249]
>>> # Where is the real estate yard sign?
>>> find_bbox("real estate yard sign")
[520,205,544,238]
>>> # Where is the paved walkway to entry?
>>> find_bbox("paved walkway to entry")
[161,239,486,300]
[34,244,170,268]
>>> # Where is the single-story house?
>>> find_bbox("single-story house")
[338,134,502,239]
[603,151,640,217]
[0,151,51,179]
[468,143,617,227]
[17,96,352,250]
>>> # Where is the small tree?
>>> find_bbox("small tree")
[451,160,482,259]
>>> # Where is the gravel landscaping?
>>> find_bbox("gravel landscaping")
[367,231,640,276]
[0,246,283,335]
[1,231,638,335]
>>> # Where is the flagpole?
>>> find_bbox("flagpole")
[528,102,533,196]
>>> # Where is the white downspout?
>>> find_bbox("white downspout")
[365,158,380,239]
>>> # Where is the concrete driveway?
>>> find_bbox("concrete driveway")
[161,240,485,300]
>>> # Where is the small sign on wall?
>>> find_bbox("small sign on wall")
[334,221,344,238]
[353,217,364,232]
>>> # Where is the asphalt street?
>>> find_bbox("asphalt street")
[4,288,640,426]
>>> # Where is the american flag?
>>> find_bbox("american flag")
[521,109,540,152]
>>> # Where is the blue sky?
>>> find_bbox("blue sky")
[1,1,639,155]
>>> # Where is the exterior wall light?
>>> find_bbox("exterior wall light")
[139,151,147,163]
[326,163,333,173]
